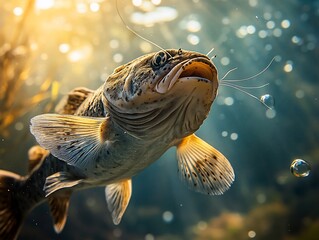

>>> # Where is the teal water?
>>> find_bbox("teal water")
[0,0,318,239]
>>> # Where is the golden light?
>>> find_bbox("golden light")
[151,0,162,5]
[132,0,143,7]
[90,2,100,12]
[58,43,70,53]
[35,0,55,10]
[13,7,23,16]
[68,51,84,62]
[76,2,88,14]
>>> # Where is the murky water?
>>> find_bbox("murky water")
[0,0,318,239]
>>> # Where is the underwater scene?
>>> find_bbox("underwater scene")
[0,0,318,239]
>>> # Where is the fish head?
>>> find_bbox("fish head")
[104,49,218,139]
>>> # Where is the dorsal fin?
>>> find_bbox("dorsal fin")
[27,145,49,174]
[55,87,94,114]
[48,193,71,233]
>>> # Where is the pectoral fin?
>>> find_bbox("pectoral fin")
[30,114,110,170]
[176,134,235,195]
[105,179,132,225]
[48,193,71,233]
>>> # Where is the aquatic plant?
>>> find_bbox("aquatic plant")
[0,0,57,137]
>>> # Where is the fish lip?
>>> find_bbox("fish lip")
[155,57,217,94]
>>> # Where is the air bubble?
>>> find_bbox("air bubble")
[222,131,228,137]
[187,34,200,45]
[15,122,24,131]
[284,60,293,72]
[281,19,291,29]
[266,20,275,29]
[258,30,268,39]
[248,230,256,238]
[224,97,234,106]
[246,25,256,34]
[145,233,155,240]
[221,57,230,66]
[13,7,24,16]
[273,28,282,37]
[197,221,207,230]
[265,109,276,119]
[140,41,153,53]
[291,36,302,45]
[222,17,230,25]
[162,211,174,223]
[186,20,202,32]
[290,159,311,177]
[230,133,238,140]
[260,94,275,108]
[59,43,70,53]
[109,39,119,49]
[295,90,305,99]
[90,2,100,12]
[113,53,123,63]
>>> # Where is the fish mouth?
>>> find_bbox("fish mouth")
[155,57,217,94]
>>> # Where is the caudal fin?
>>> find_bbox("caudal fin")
[0,170,28,240]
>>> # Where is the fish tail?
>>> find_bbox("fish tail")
[0,170,30,240]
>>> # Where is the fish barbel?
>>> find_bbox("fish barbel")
[0,49,234,239]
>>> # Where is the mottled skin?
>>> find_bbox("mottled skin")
[0,49,224,239]
[31,49,217,188]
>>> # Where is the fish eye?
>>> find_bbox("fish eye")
[151,51,168,68]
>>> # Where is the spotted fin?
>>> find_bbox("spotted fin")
[176,134,235,195]
[44,172,83,197]
[30,114,110,170]
[48,193,71,233]
[105,179,132,225]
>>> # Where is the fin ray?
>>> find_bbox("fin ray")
[105,179,132,225]
[44,172,83,197]
[48,194,71,233]
[30,114,108,170]
[0,171,27,240]
[176,134,235,195]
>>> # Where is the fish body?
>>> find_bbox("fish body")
[0,49,234,239]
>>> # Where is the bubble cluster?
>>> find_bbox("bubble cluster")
[290,159,311,177]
